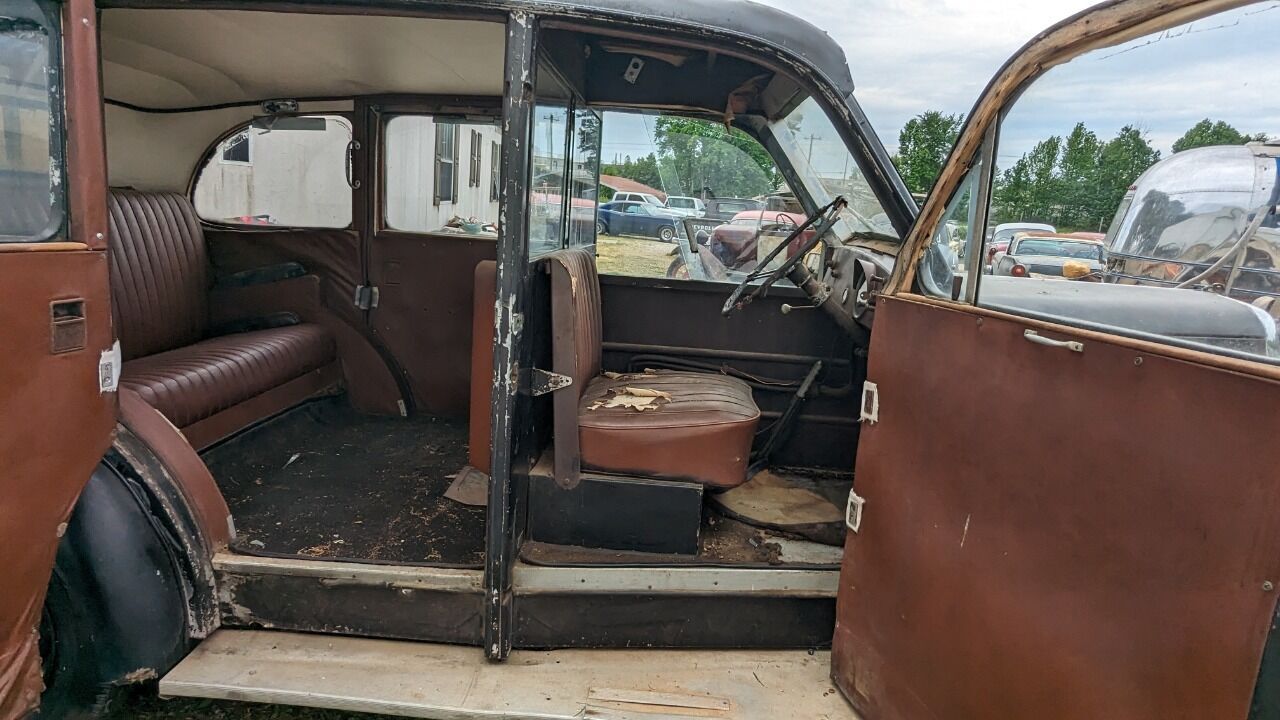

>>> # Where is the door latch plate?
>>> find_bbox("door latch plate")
[846,490,866,533]
[859,380,879,424]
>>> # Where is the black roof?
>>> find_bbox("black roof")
[515,0,855,97]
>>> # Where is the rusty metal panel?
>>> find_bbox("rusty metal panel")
[0,252,116,719]
[833,295,1280,720]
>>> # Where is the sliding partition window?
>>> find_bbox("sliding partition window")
[528,57,601,259]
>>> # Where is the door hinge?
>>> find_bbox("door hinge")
[353,285,379,310]
[526,368,573,396]
[859,380,879,424]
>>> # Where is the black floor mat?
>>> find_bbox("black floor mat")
[204,398,485,567]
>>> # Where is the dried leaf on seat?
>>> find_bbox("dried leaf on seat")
[603,371,658,380]
[617,386,671,399]
[588,386,670,409]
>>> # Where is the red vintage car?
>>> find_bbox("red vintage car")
[707,209,811,270]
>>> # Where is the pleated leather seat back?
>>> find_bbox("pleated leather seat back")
[107,189,210,361]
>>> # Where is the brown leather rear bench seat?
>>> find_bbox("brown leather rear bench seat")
[545,249,760,488]
[109,189,340,449]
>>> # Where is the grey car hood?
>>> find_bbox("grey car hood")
[981,276,1274,341]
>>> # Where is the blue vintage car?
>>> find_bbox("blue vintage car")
[596,201,683,242]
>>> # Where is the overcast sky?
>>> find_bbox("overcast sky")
[752,0,1098,151]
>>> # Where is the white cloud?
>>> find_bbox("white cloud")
[751,0,1104,149]
[754,0,1280,162]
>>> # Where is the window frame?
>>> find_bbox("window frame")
[188,113,355,229]
[490,140,500,201]
[958,45,1280,368]
[434,121,459,205]
[0,0,65,243]
[469,129,482,188]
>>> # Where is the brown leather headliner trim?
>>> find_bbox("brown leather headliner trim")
[118,388,231,548]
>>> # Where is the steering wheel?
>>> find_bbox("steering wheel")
[721,197,846,317]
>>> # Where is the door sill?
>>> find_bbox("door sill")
[161,629,861,719]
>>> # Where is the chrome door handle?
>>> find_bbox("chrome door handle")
[1023,329,1083,353]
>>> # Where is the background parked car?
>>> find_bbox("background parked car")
[703,197,764,221]
[596,201,683,242]
[986,221,1057,268]
[664,195,705,217]
[992,233,1106,279]
[611,191,666,208]
[708,210,809,270]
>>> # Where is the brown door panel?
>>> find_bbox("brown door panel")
[833,295,1280,720]
[204,228,402,414]
[368,233,497,418]
[0,250,116,719]
[598,275,861,469]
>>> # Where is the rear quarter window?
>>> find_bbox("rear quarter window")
[193,115,352,228]
[0,0,62,241]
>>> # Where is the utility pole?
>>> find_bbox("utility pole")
[804,133,820,162]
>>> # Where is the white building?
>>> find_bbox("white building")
[195,115,503,232]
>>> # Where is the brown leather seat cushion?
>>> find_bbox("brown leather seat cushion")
[120,324,335,428]
[578,370,760,488]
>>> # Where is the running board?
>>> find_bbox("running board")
[161,629,861,719]
[214,551,838,649]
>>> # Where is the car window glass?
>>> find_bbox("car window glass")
[595,109,794,282]
[1,0,61,241]
[976,2,1280,364]
[567,106,601,249]
[919,158,983,301]
[194,115,352,228]
[528,57,600,259]
[384,115,500,235]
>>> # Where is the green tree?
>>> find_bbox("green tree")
[892,111,964,196]
[1172,119,1267,153]
[1057,123,1102,228]
[993,124,1160,232]
[1096,125,1160,228]
[651,117,779,198]
[600,153,663,193]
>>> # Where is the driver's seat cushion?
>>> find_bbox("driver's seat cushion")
[578,370,759,488]
[546,248,760,488]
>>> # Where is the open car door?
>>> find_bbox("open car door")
[0,1,116,716]
[831,1,1280,718]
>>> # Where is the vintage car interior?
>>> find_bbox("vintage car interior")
[13,0,1280,717]
[98,3,892,621]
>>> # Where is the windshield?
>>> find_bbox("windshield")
[769,96,898,243]
[1015,239,1103,260]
